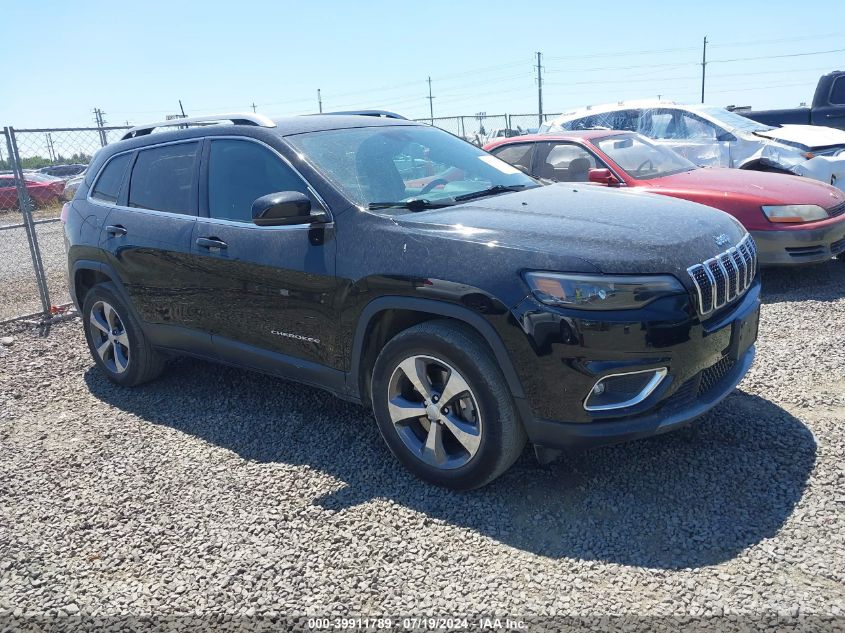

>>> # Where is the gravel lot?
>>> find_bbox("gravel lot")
[0,213,69,322]
[0,261,843,631]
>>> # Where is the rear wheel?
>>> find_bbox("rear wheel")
[82,283,164,386]
[371,320,526,489]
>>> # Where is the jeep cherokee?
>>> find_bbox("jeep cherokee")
[64,113,760,489]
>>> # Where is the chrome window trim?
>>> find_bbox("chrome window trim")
[583,367,668,412]
[86,135,333,228]
[87,139,202,212]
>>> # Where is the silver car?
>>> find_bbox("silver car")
[540,101,845,190]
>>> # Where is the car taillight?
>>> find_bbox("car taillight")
[60,203,70,224]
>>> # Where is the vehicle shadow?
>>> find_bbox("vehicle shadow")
[760,259,844,304]
[84,359,816,570]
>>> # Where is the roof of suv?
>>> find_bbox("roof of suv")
[269,114,419,136]
[84,113,422,185]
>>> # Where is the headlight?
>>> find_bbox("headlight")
[761,204,828,223]
[525,272,685,310]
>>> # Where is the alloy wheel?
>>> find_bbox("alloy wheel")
[89,300,130,374]
[386,354,482,470]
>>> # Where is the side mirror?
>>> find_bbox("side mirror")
[588,168,620,187]
[252,191,323,226]
[716,131,737,142]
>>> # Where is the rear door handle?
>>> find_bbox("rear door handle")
[196,237,228,249]
[105,225,127,236]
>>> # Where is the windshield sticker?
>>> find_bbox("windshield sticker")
[478,155,522,174]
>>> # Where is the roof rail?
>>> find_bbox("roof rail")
[316,110,408,120]
[121,113,276,140]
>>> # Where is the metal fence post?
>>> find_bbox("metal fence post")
[5,126,52,317]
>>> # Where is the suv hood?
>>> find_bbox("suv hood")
[394,184,747,277]
[751,124,845,150]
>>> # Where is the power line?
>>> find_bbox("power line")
[710,47,845,63]
[545,61,694,74]
[546,45,698,61]
[709,32,845,49]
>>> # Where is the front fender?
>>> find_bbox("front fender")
[346,294,527,401]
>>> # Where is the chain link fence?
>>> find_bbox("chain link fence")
[413,113,562,145]
[1,124,129,323]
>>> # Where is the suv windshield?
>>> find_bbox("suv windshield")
[594,133,696,179]
[287,125,538,211]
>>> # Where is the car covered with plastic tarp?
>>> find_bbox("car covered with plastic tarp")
[540,101,845,190]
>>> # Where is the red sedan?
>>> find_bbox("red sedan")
[485,131,845,265]
[0,175,62,210]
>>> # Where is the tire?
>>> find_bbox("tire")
[82,282,164,387]
[370,319,526,490]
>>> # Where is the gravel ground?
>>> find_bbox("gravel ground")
[0,218,70,322]
[0,261,844,631]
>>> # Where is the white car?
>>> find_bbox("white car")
[540,101,845,190]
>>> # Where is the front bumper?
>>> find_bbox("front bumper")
[523,345,755,451]
[506,279,760,451]
[751,219,845,265]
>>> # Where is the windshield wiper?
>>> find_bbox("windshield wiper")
[452,184,536,203]
[367,197,456,211]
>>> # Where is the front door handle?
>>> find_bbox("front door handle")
[105,224,127,236]
[196,237,228,249]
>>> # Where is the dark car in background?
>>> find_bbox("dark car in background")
[64,113,759,489]
[485,131,845,265]
[732,70,845,131]
[39,163,88,179]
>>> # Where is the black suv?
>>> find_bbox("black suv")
[64,113,760,489]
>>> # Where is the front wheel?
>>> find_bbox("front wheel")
[370,320,526,489]
[82,283,164,386]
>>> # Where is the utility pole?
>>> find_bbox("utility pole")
[701,36,708,104]
[426,77,435,125]
[251,102,257,113]
[317,89,323,113]
[535,52,543,127]
[93,108,108,147]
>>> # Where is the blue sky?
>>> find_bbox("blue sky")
[1,0,843,128]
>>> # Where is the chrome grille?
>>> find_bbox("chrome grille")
[687,234,757,316]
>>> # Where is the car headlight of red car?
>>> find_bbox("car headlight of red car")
[761,204,828,223]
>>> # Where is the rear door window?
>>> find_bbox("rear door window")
[91,153,132,204]
[128,142,200,214]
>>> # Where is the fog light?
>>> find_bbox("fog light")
[584,368,667,412]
